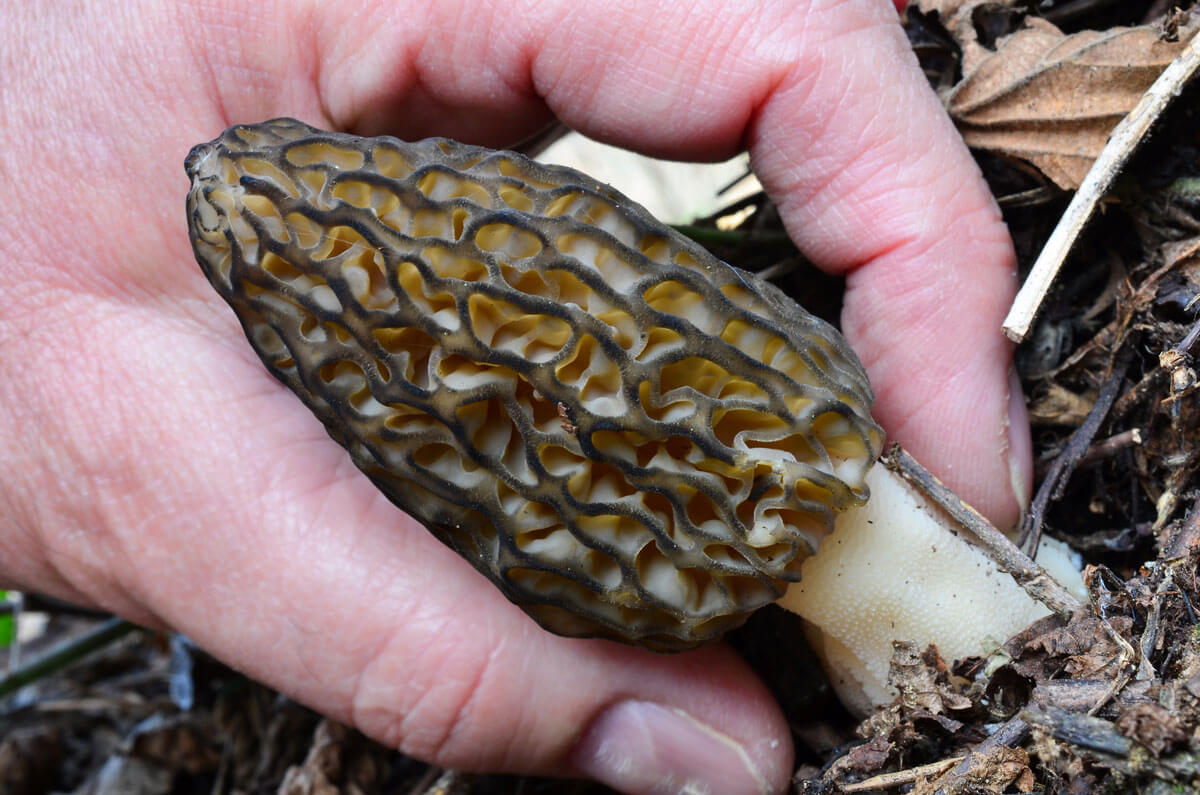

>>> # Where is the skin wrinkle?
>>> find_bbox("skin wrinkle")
[503,656,576,772]
[286,611,335,698]
[292,3,329,127]
[167,293,257,350]
[694,12,760,100]
[768,122,930,271]
[296,546,412,699]
[193,19,276,118]
[445,3,499,91]
[848,269,978,383]
[0,367,64,592]
[231,504,399,688]
[741,6,828,108]
[536,9,628,126]
[345,537,523,734]
[106,329,322,621]
[846,201,1013,334]
[774,116,926,266]
[641,24,724,120]
[900,351,992,430]
[308,2,376,130]
[348,626,417,747]
[30,439,163,624]
[525,3,765,158]
[472,10,546,128]
[0,431,85,601]
[436,631,517,767]
[746,12,935,239]
[845,241,1017,519]
[760,0,900,123]
[388,622,503,762]
[73,468,202,624]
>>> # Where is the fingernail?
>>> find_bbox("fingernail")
[1006,365,1032,516]
[570,700,770,795]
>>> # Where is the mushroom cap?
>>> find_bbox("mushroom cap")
[186,118,883,651]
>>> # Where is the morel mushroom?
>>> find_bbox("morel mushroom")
[186,119,1081,705]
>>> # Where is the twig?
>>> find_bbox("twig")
[1152,443,1200,529]
[1158,310,1200,401]
[1154,311,1200,527]
[1165,492,1200,559]
[932,716,1030,795]
[0,617,138,702]
[841,755,965,792]
[997,186,1061,209]
[1086,620,1140,716]
[883,445,1083,619]
[1078,428,1142,468]
[1164,313,1200,360]
[1021,707,1130,755]
[753,257,800,282]
[1022,352,1132,556]
[1111,368,1166,423]
[1138,571,1172,673]
[1002,30,1200,342]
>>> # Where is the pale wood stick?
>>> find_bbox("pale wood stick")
[1003,30,1200,343]
[840,756,965,792]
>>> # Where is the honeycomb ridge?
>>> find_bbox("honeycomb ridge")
[186,118,883,650]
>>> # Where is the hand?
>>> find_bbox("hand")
[0,2,1028,793]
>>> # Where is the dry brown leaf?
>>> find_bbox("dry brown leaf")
[1028,382,1096,427]
[1017,612,1127,681]
[888,641,973,714]
[1114,702,1188,757]
[826,735,896,786]
[946,18,1195,189]
[0,728,62,795]
[278,721,383,795]
[125,713,221,775]
[910,0,989,73]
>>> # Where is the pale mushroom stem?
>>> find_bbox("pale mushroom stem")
[776,465,1086,715]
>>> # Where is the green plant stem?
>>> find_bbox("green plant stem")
[0,617,139,701]
[671,224,790,246]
